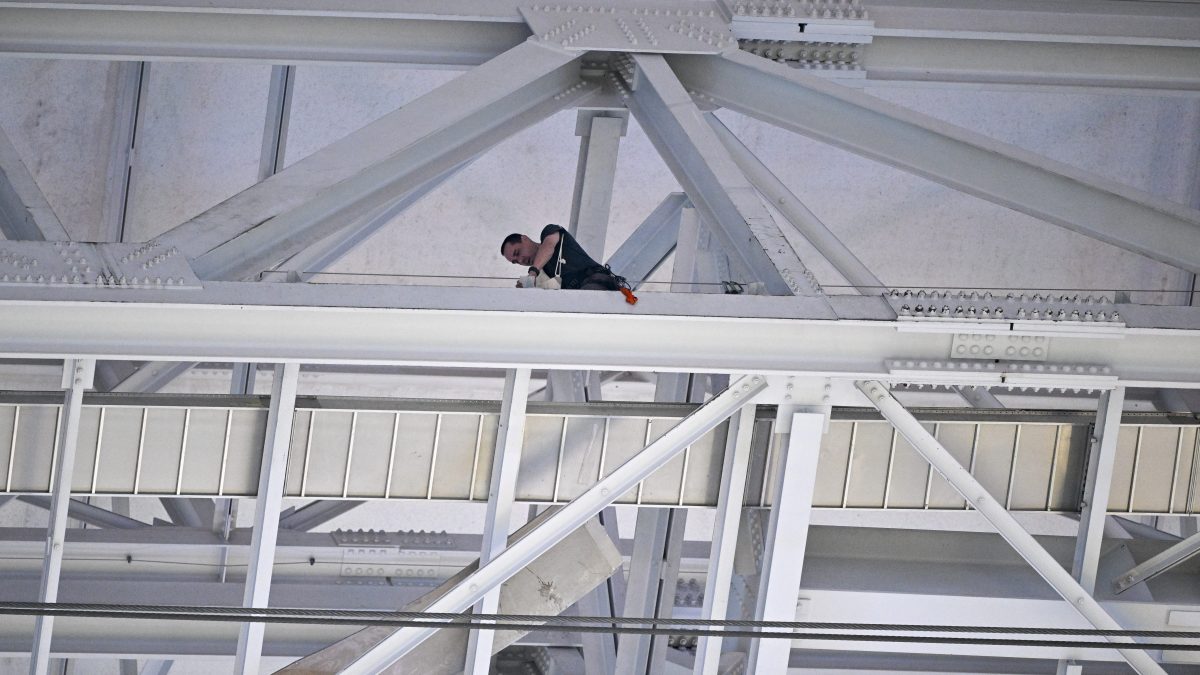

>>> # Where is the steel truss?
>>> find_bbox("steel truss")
[2,1,1200,673]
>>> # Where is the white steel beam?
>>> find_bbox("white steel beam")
[464,368,530,675]
[1113,529,1200,594]
[705,113,883,293]
[28,358,94,675]
[232,362,299,675]
[669,50,1200,274]
[626,53,826,300]
[7,284,1200,386]
[604,193,687,289]
[1072,387,1127,593]
[0,126,69,242]
[0,6,528,66]
[568,112,626,257]
[158,498,212,529]
[863,38,1200,93]
[857,380,1167,675]
[155,40,588,280]
[340,375,768,674]
[98,61,145,243]
[747,411,826,673]
[276,500,363,531]
[258,65,294,182]
[694,405,755,675]
[16,496,149,530]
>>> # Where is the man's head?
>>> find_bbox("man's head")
[501,233,537,266]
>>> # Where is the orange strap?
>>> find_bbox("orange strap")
[620,287,638,305]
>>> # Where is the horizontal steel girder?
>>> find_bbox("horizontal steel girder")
[669,50,1200,273]
[3,283,1200,386]
[4,0,1199,95]
[0,6,529,66]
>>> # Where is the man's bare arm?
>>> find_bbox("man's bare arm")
[531,231,561,272]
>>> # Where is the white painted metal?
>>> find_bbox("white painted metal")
[694,404,755,675]
[277,500,362,531]
[1114,529,1200,594]
[8,285,1200,387]
[857,380,1167,675]
[16,495,148,529]
[28,358,93,675]
[233,362,299,675]
[0,5,530,66]
[627,53,825,299]
[706,112,883,293]
[99,61,144,244]
[1073,388,1127,593]
[747,411,826,673]
[340,375,767,674]
[258,65,293,182]
[671,205,700,294]
[604,192,686,288]
[0,126,70,242]
[616,507,673,674]
[670,50,1200,273]
[464,368,530,675]
[110,362,195,394]
[568,112,626,257]
[155,40,587,279]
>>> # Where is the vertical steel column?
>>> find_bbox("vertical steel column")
[233,362,300,675]
[464,368,531,675]
[29,358,94,675]
[1058,387,1126,675]
[747,411,825,673]
[1073,387,1127,592]
[568,112,627,257]
[694,405,755,675]
[341,375,767,674]
[100,61,147,244]
[858,380,1165,675]
[259,65,295,181]
[671,205,700,294]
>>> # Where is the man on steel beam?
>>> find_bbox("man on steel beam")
[501,224,636,303]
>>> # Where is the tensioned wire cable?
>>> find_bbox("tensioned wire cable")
[0,603,1196,651]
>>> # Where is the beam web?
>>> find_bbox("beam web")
[857,380,1166,675]
[233,362,299,675]
[463,368,530,675]
[28,359,94,675]
[340,375,768,674]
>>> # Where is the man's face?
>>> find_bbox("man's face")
[503,238,535,266]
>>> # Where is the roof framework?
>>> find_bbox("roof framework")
[2,1,1200,673]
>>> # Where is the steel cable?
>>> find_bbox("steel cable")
[0,602,1196,650]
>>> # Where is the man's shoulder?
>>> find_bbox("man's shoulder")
[539,223,565,240]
